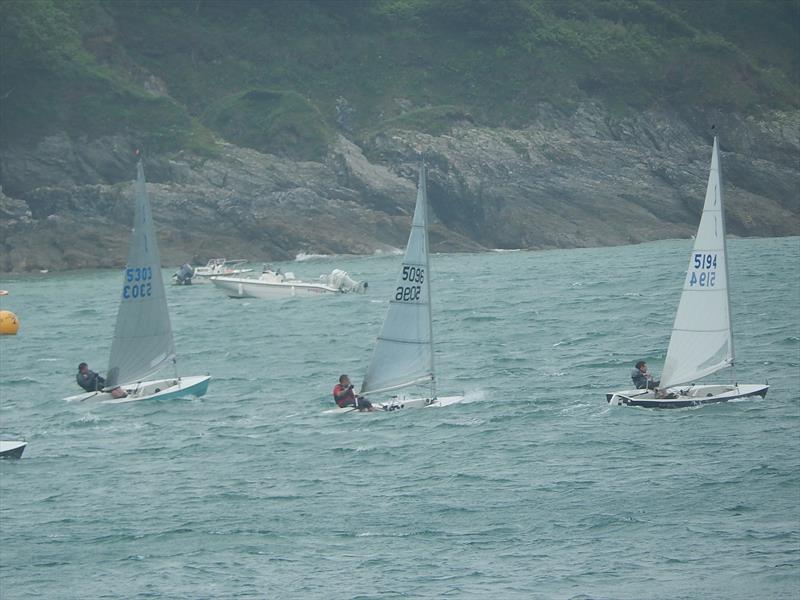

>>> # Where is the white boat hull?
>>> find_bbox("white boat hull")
[0,440,27,459]
[211,276,341,298]
[192,259,253,279]
[193,269,253,280]
[606,383,769,408]
[323,394,465,414]
[64,375,211,404]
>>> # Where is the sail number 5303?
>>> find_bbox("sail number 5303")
[123,266,153,299]
[689,253,718,288]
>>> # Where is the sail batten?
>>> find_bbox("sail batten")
[660,137,733,388]
[361,160,435,396]
[376,337,431,344]
[106,161,176,387]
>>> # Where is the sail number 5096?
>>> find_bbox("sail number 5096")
[395,285,421,302]
[402,266,424,283]
[395,265,424,302]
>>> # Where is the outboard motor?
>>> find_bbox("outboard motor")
[174,263,194,285]
[325,269,367,293]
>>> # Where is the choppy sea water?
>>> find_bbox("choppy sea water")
[1,237,798,600]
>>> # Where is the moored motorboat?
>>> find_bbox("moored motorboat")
[192,258,253,280]
[211,267,366,299]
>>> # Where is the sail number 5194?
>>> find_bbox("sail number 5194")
[693,253,717,269]
[689,253,718,287]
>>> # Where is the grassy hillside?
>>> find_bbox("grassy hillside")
[0,0,215,154]
[1,0,797,158]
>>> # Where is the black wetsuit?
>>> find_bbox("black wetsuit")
[631,368,659,390]
[77,370,105,392]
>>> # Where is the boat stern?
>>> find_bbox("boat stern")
[606,389,648,406]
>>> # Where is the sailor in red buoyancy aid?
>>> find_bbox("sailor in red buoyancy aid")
[333,374,373,411]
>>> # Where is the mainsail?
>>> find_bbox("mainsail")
[106,160,176,386]
[660,137,734,388]
[361,160,435,396]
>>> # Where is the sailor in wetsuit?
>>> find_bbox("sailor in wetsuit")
[76,362,128,398]
[333,374,373,411]
[631,360,660,390]
[76,362,106,392]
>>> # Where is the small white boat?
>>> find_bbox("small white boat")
[327,159,463,414]
[323,395,464,414]
[64,375,210,404]
[193,258,253,280]
[0,440,27,459]
[64,159,211,404]
[606,384,769,408]
[607,136,768,408]
[211,267,367,299]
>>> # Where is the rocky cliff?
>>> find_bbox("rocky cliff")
[1,0,798,272]
[1,102,797,272]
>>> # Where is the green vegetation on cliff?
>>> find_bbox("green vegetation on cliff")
[0,0,215,154]
[204,89,333,161]
[1,0,797,157]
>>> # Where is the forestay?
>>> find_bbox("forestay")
[361,161,435,396]
[106,160,176,387]
[660,137,733,388]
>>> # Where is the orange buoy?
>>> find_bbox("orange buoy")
[0,310,19,335]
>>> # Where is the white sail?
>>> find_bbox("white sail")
[361,160,434,396]
[661,137,733,388]
[106,160,176,387]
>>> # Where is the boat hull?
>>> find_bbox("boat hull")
[211,276,340,298]
[64,375,211,404]
[323,394,465,414]
[0,440,27,459]
[606,383,769,408]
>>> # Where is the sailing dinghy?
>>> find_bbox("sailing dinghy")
[326,160,463,414]
[607,137,768,408]
[0,440,27,459]
[64,159,210,404]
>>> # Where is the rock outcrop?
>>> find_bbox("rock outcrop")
[1,103,798,272]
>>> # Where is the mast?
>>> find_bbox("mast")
[420,157,437,398]
[714,135,736,381]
